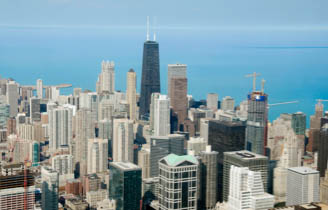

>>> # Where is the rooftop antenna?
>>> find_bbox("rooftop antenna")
[146,16,150,41]
[153,16,157,41]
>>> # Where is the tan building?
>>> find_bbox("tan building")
[170,77,188,129]
[127,69,137,121]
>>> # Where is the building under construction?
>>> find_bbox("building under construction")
[0,163,36,210]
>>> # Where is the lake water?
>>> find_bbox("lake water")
[1,26,328,124]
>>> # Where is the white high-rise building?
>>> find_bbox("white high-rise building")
[6,81,19,117]
[36,79,43,99]
[187,137,207,156]
[221,96,235,111]
[87,138,108,174]
[48,106,73,152]
[41,166,59,210]
[52,154,73,175]
[206,93,218,111]
[286,167,320,206]
[154,94,170,136]
[127,69,137,121]
[167,64,187,97]
[228,166,274,210]
[113,119,134,162]
[97,61,115,94]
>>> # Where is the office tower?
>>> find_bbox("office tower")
[98,98,114,120]
[292,112,306,135]
[75,108,94,176]
[320,167,328,204]
[142,177,159,208]
[97,119,112,140]
[228,166,274,210]
[223,150,269,201]
[206,93,218,111]
[48,106,73,152]
[30,97,41,121]
[318,124,328,177]
[153,94,170,136]
[6,117,16,136]
[158,154,198,210]
[221,96,235,111]
[138,148,150,179]
[86,189,108,209]
[199,146,219,210]
[109,162,142,210]
[139,38,160,118]
[207,119,245,201]
[170,77,188,130]
[41,166,59,210]
[36,79,43,98]
[187,137,207,156]
[79,92,99,122]
[200,119,209,143]
[6,81,18,117]
[97,61,115,94]
[0,164,36,210]
[0,103,9,128]
[149,134,185,177]
[127,68,137,121]
[245,91,268,155]
[113,118,134,162]
[150,92,160,130]
[308,101,324,152]
[52,155,74,175]
[167,64,187,97]
[87,138,108,174]
[286,167,320,206]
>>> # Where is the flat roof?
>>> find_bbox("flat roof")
[224,150,268,160]
[288,167,319,175]
[110,162,141,171]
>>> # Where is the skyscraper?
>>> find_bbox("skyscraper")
[97,61,115,94]
[113,118,134,162]
[30,97,41,122]
[317,124,328,177]
[286,167,320,206]
[127,68,137,121]
[158,154,198,210]
[223,150,269,201]
[170,77,188,130]
[153,94,170,136]
[6,81,18,117]
[139,37,160,118]
[48,106,73,152]
[109,162,142,210]
[36,79,43,99]
[199,146,219,210]
[87,138,108,174]
[221,96,235,111]
[227,166,274,210]
[206,93,218,111]
[245,91,268,155]
[41,166,59,210]
[167,64,187,97]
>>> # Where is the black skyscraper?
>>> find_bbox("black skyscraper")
[139,40,160,118]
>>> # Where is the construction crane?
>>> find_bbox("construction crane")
[245,72,261,92]
[268,101,299,108]
[316,99,328,105]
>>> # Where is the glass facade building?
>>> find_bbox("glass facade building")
[109,162,142,210]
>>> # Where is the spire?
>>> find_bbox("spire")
[153,16,157,41]
[146,16,150,41]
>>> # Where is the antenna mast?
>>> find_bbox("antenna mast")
[146,16,150,41]
[153,16,157,41]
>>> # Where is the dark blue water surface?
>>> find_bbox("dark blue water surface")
[1,27,328,124]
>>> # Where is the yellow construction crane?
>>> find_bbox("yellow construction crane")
[245,72,261,92]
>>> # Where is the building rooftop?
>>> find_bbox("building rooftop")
[162,154,198,167]
[288,167,319,175]
[224,150,268,160]
[110,162,141,171]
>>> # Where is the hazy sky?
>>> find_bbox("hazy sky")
[0,0,327,30]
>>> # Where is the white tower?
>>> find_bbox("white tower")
[36,79,43,99]
[153,94,170,136]
[113,119,134,162]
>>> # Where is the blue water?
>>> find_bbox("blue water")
[1,26,328,124]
